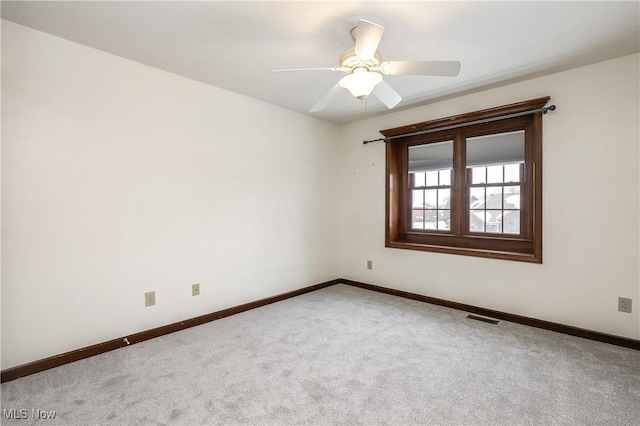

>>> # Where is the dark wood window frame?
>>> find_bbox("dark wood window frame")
[383,97,548,263]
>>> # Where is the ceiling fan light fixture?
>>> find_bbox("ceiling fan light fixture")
[274,17,462,112]
[338,68,382,100]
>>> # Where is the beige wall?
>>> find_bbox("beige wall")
[338,53,640,340]
[1,21,340,369]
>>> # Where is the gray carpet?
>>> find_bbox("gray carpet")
[1,284,639,425]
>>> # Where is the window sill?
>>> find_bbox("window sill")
[385,240,542,263]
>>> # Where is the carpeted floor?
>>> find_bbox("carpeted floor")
[1,284,639,425]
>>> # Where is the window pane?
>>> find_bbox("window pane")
[485,186,503,209]
[471,167,486,184]
[486,210,502,233]
[503,210,521,234]
[487,165,503,183]
[424,210,438,229]
[425,189,437,208]
[426,170,439,187]
[412,210,425,229]
[504,186,521,209]
[412,172,426,187]
[408,140,454,173]
[412,190,424,208]
[470,210,485,232]
[470,187,485,209]
[439,169,451,186]
[438,210,450,230]
[438,189,451,209]
[466,130,525,167]
[504,163,521,183]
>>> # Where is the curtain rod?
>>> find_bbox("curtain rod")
[362,104,556,145]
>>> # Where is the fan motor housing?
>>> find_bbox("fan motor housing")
[340,48,381,72]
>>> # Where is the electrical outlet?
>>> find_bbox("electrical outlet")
[367,260,373,270]
[618,297,632,313]
[192,283,200,296]
[145,291,156,307]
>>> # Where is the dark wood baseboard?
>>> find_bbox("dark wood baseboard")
[341,279,640,351]
[1,279,341,383]
[4,277,637,383]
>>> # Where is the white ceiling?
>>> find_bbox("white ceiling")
[2,1,639,125]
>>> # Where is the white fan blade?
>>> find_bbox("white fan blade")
[310,83,343,112]
[270,67,343,73]
[379,61,461,77]
[355,19,384,61]
[372,80,402,109]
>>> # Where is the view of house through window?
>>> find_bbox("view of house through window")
[467,130,524,234]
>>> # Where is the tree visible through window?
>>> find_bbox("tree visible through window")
[383,98,547,263]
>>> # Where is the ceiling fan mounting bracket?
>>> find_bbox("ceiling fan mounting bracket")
[332,14,388,47]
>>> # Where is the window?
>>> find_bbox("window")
[409,141,453,231]
[466,131,524,235]
[383,97,547,263]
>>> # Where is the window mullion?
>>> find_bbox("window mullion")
[401,145,411,233]
[522,124,533,240]
[452,134,466,235]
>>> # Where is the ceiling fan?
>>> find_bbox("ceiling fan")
[270,19,461,113]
